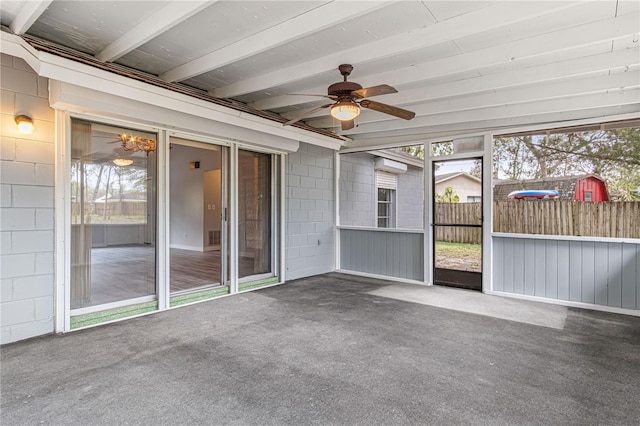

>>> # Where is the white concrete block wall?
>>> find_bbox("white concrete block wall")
[339,152,424,229]
[1,53,55,344]
[285,143,335,280]
[339,152,375,227]
[397,166,424,229]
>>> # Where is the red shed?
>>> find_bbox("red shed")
[494,174,610,202]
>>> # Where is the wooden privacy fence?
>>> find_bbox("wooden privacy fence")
[493,200,640,238]
[435,203,482,244]
[436,201,640,242]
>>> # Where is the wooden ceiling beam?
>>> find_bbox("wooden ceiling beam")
[160,1,392,83]
[9,0,52,35]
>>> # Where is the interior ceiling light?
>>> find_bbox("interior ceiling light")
[330,100,361,121]
[113,158,133,167]
[119,133,157,155]
[15,115,34,134]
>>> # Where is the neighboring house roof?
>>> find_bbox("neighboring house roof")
[435,172,481,184]
[493,174,605,200]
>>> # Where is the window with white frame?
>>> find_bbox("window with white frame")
[376,171,396,228]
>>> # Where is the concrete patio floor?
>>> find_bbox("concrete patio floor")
[2,273,639,425]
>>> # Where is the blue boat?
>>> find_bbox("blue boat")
[507,189,560,199]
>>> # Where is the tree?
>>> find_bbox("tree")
[436,187,460,203]
[493,127,640,200]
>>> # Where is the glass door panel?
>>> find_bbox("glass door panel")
[238,150,272,279]
[432,158,483,290]
[70,119,157,309]
[169,139,226,293]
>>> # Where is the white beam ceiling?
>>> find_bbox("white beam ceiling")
[9,0,52,35]
[160,1,392,83]
[258,13,640,112]
[211,1,578,99]
[96,1,212,63]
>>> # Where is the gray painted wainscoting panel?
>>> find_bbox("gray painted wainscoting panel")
[493,237,503,292]
[594,242,609,306]
[569,242,582,302]
[340,229,424,281]
[581,242,595,305]
[493,236,640,311]
[534,239,546,297]
[544,240,558,299]
[513,239,525,294]
[557,241,570,301]
[622,243,637,310]
[608,244,622,308]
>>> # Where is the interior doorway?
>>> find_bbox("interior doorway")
[432,157,483,290]
[169,138,227,294]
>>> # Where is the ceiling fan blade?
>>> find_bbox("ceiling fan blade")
[351,84,397,99]
[287,93,338,100]
[283,104,333,126]
[360,99,415,120]
[341,119,355,131]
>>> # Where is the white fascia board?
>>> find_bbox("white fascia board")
[0,31,41,71]
[0,32,342,151]
[49,80,300,153]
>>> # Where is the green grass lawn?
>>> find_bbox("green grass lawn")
[435,241,481,257]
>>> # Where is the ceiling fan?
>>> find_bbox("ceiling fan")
[283,64,415,131]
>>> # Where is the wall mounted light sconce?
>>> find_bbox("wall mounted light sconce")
[15,115,34,134]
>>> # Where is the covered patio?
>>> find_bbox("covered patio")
[2,273,639,425]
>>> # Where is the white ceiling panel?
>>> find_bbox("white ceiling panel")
[0,1,29,26]
[453,1,616,53]
[422,1,498,21]
[26,1,167,55]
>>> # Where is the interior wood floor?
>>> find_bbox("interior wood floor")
[80,245,261,308]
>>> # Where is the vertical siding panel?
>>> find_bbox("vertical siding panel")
[399,233,408,278]
[524,239,536,296]
[373,233,382,276]
[557,241,570,300]
[608,243,622,308]
[569,241,582,302]
[513,239,525,294]
[418,234,425,281]
[637,244,640,310]
[581,242,595,304]
[503,238,514,293]
[392,232,400,278]
[593,242,609,306]
[493,237,504,292]
[544,240,558,299]
[534,239,546,297]
[406,234,415,279]
[621,243,637,310]
[385,233,394,277]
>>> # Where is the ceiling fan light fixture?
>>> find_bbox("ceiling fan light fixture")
[330,100,360,121]
[113,158,133,167]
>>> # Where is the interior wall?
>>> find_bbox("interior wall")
[169,143,221,251]
[0,53,55,344]
[285,143,335,280]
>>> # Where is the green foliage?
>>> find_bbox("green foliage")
[436,186,460,203]
[493,126,640,200]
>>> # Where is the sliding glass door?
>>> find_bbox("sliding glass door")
[238,150,274,280]
[169,138,228,293]
[70,119,157,310]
